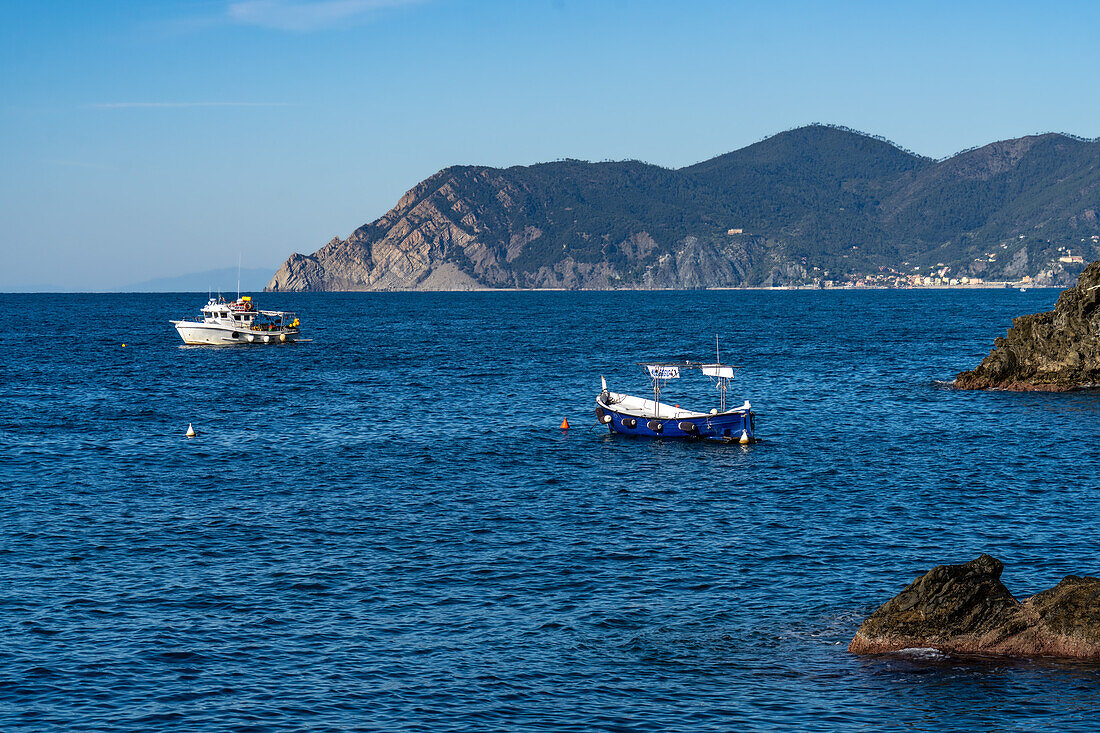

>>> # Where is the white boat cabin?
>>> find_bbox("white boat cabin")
[201,297,259,328]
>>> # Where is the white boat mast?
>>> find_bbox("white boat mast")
[716,334,725,411]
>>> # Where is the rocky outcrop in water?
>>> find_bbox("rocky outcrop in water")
[956,261,1100,390]
[849,554,1100,659]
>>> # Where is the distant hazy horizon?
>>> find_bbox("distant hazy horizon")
[6,266,279,294]
[4,0,1100,290]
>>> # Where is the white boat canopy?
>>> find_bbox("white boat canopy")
[701,364,736,379]
[635,358,743,413]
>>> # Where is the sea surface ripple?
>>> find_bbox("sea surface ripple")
[2,289,1099,731]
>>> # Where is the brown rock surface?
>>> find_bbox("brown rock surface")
[849,555,1100,659]
[267,168,504,291]
[956,260,1100,390]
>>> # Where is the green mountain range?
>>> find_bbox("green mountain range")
[267,124,1100,291]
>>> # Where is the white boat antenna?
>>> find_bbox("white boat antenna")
[237,253,241,300]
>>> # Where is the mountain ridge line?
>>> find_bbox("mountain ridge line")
[267,124,1100,292]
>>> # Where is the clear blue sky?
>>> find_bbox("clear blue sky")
[3,0,1099,290]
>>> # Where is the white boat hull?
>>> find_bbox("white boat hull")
[172,321,297,345]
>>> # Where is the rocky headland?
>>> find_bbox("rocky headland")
[849,555,1100,660]
[956,260,1100,390]
[266,124,1100,292]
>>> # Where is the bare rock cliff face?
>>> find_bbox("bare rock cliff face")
[265,165,777,291]
[267,168,506,291]
[956,260,1100,390]
[849,555,1100,660]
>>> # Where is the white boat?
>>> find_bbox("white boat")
[594,336,758,443]
[171,296,302,345]
[596,365,756,442]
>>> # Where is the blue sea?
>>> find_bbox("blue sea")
[4,289,1100,731]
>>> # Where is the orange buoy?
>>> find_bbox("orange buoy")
[560,418,569,430]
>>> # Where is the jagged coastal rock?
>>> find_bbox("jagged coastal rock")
[266,165,773,292]
[849,555,1100,659]
[956,261,1100,390]
[267,125,1100,291]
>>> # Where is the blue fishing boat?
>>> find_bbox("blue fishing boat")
[595,346,756,443]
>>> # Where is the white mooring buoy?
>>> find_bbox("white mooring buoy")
[185,423,197,438]
[739,429,751,445]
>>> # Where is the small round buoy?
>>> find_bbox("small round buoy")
[739,429,751,445]
[601,414,612,424]
[121,343,126,348]
[560,418,569,430]
[186,423,197,438]
[279,334,287,343]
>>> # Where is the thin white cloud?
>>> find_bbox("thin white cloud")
[90,102,290,109]
[226,0,424,31]
[46,159,117,171]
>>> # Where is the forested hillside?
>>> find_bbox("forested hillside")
[268,125,1100,291]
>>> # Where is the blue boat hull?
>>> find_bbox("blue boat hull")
[595,403,755,442]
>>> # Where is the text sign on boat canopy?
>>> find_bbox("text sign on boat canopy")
[647,365,680,379]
